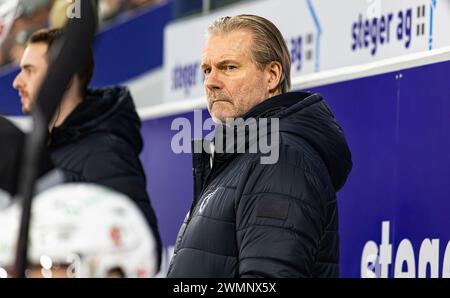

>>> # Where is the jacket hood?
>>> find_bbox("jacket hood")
[49,86,143,154]
[243,91,352,191]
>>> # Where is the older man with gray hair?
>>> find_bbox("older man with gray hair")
[168,14,352,278]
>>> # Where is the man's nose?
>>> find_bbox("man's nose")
[205,68,223,90]
[12,72,23,90]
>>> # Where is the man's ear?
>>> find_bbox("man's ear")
[265,61,282,94]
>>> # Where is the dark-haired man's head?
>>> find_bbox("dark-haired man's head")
[12,28,94,114]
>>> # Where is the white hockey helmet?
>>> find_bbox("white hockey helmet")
[0,183,158,278]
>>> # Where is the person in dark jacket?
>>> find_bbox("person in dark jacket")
[12,28,162,271]
[0,116,55,199]
[0,116,27,198]
[167,15,352,278]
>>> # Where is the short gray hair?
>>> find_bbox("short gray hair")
[208,14,291,93]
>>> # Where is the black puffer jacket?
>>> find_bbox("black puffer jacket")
[48,86,162,269]
[167,92,352,278]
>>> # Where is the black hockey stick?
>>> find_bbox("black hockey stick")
[13,0,98,278]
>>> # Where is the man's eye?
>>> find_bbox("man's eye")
[225,65,236,71]
[203,68,211,75]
